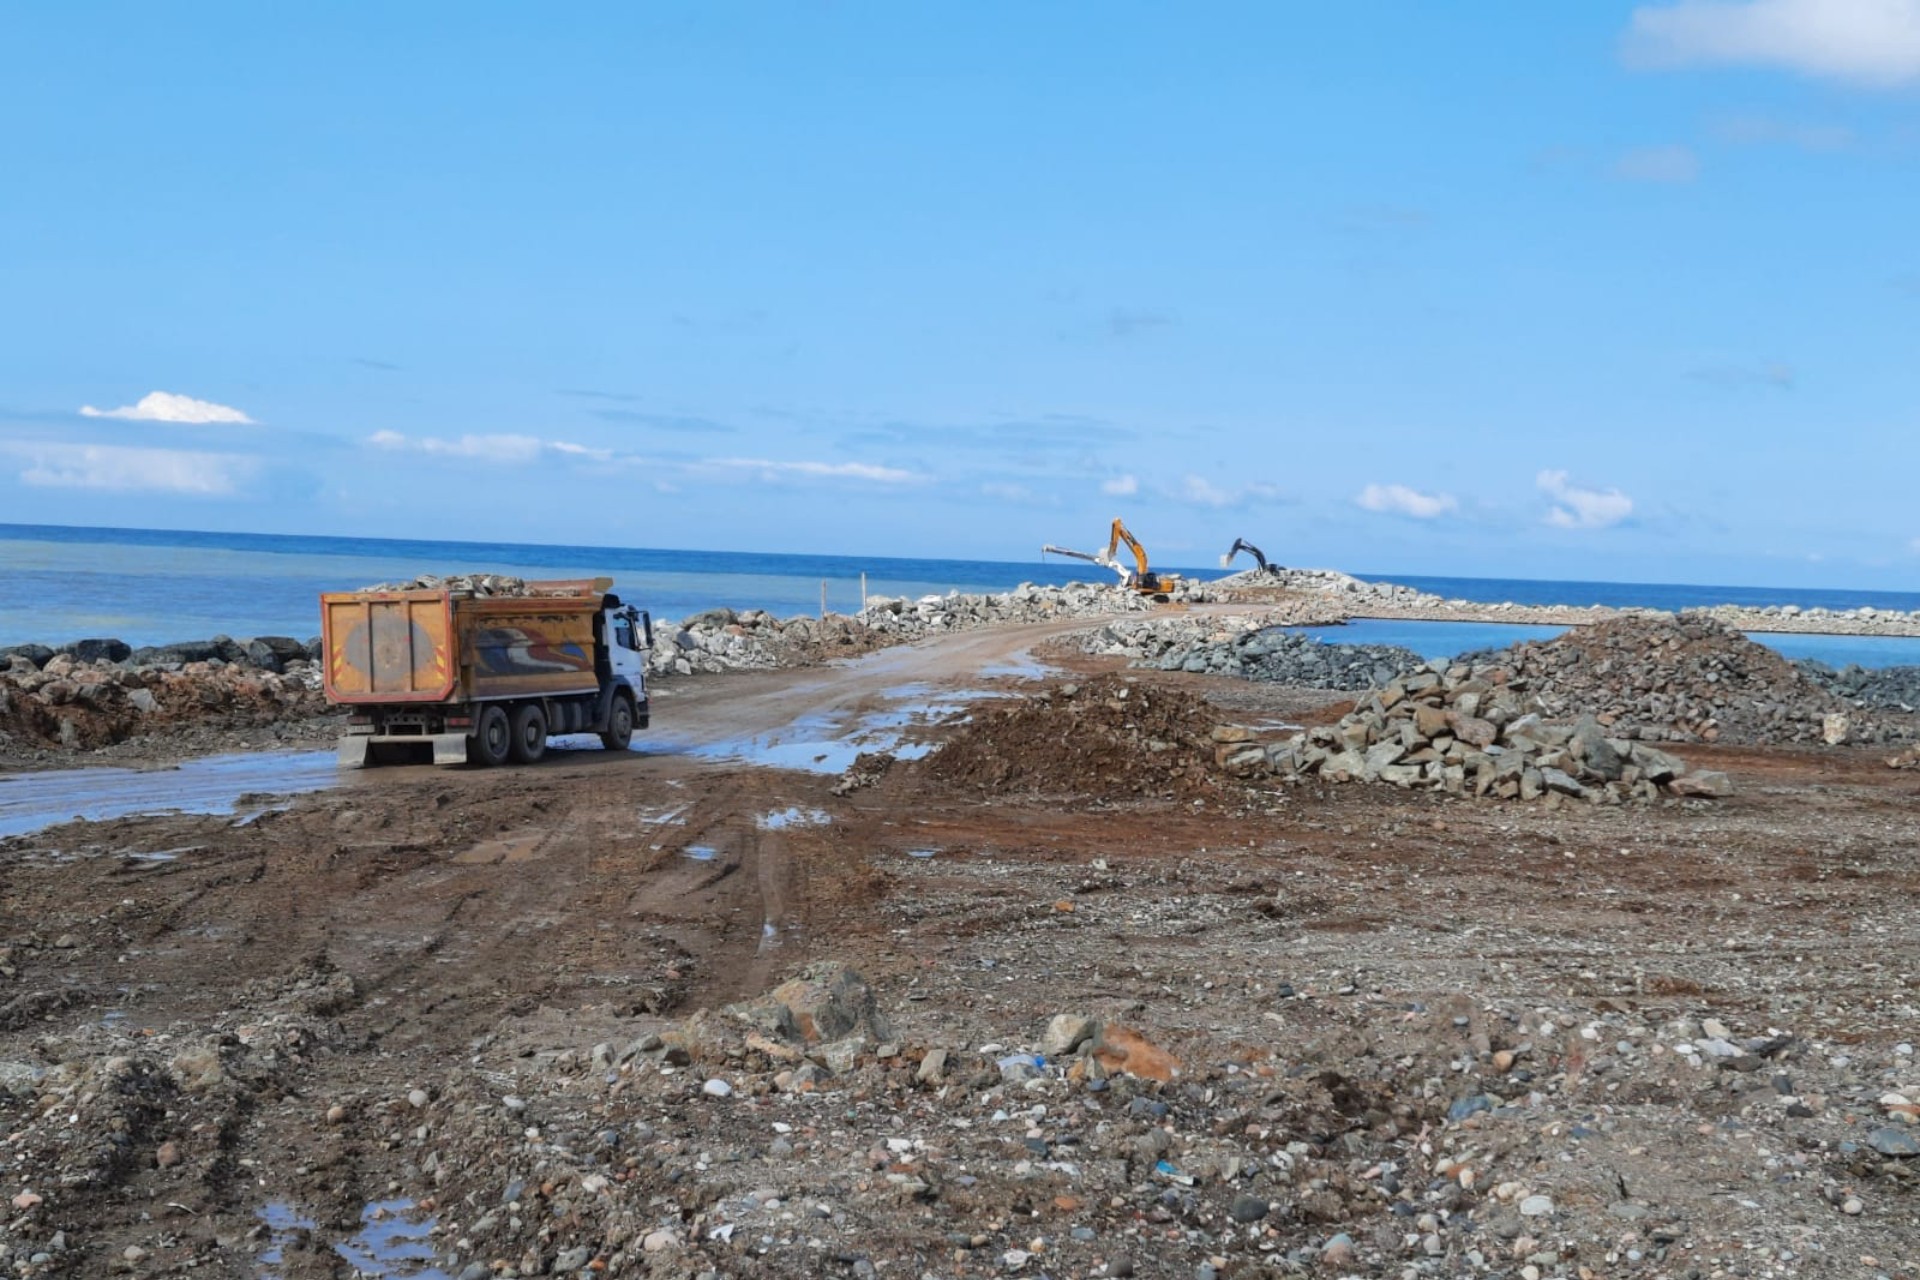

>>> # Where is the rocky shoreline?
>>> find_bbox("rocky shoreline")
[8,568,1920,768]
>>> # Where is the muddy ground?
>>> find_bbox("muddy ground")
[2,622,1918,1280]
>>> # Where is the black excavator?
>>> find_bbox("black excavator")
[1219,538,1280,575]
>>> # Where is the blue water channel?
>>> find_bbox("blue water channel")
[1299,619,1920,670]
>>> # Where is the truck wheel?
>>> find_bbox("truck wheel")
[469,705,512,767]
[509,703,548,764]
[600,695,634,752]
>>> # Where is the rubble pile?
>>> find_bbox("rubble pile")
[1472,612,1911,745]
[648,608,888,676]
[1254,662,1735,802]
[858,579,1184,641]
[1213,564,1445,606]
[922,674,1223,801]
[0,642,328,757]
[1797,659,1920,713]
[1084,614,1417,688]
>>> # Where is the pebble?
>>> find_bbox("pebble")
[325,1103,346,1124]
[1866,1126,1920,1156]
[1228,1194,1270,1223]
[154,1140,182,1169]
[1842,1196,1864,1215]
[407,1088,430,1108]
[702,1078,734,1098]
[1519,1194,1554,1217]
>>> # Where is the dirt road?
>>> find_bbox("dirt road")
[3,620,1919,1279]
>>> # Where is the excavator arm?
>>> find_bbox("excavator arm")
[1104,520,1153,586]
[1042,544,1131,584]
[1220,538,1273,573]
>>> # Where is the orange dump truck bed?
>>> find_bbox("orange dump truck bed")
[321,583,605,706]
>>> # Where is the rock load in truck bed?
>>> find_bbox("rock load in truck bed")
[921,674,1222,801]
[358,573,541,596]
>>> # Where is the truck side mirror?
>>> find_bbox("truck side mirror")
[640,611,653,649]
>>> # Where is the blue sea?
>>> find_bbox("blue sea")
[5,522,1920,669]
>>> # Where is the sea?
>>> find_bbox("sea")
[6,522,1920,669]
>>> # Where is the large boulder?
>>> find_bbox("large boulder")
[59,638,131,665]
[128,640,222,667]
[729,964,891,1045]
[0,643,54,670]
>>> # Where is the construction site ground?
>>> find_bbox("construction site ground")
[2,618,1918,1280]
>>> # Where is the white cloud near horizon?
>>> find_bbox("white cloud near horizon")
[368,431,612,464]
[1356,482,1458,519]
[79,391,255,425]
[1102,474,1139,497]
[9,442,253,495]
[1626,0,1920,86]
[1171,474,1285,509]
[1613,144,1701,183]
[1538,469,1635,529]
[708,458,921,484]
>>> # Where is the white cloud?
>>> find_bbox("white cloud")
[1538,469,1635,530]
[1625,0,1920,86]
[9,443,252,495]
[1170,474,1285,509]
[549,440,615,462]
[1102,474,1139,497]
[1707,112,1854,150]
[1356,482,1458,519]
[368,431,605,464]
[708,458,921,484]
[79,391,255,425]
[981,481,1055,506]
[1613,144,1701,183]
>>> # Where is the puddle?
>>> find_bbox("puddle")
[906,848,939,859]
[757,806,830,830]
[126,846,196,863]
[336,1198,446,1278]
[257,1199,446,1280]
[683,844,720,862]
[758,921,783,952]
[638,803,690,826]
[0,750,336,840]
[978,650,1059,681]
[257,1202,316,1276]
[658,684,989,775]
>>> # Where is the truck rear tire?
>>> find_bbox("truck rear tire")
[600,695,634,752]
[509,703,548,764]
[469,704,512,767]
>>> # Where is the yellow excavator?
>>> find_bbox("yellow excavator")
[1042,518,1179,596]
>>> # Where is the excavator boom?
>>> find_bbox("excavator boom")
[1220,538,1274,573]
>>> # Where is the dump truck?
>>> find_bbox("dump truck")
[320,577,651,767]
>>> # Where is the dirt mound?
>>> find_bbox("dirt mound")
[1485,612,1904,745]
[920,674,1223,801]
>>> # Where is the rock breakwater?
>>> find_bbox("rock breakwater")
[1082,614,1416,688]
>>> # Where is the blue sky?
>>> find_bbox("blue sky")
[2,1,1916,585]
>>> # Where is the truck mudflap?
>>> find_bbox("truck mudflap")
[336,733,470,768]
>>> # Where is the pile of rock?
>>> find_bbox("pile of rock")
[1213,565,1444,607]
[1471,612,1911,746]
[1083,614,1417,688]
[647,608,886,677]
[1251,664,1733,803]
[0,644,327,755]
[858,580,1172,640]
[1797,659,1920,714]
